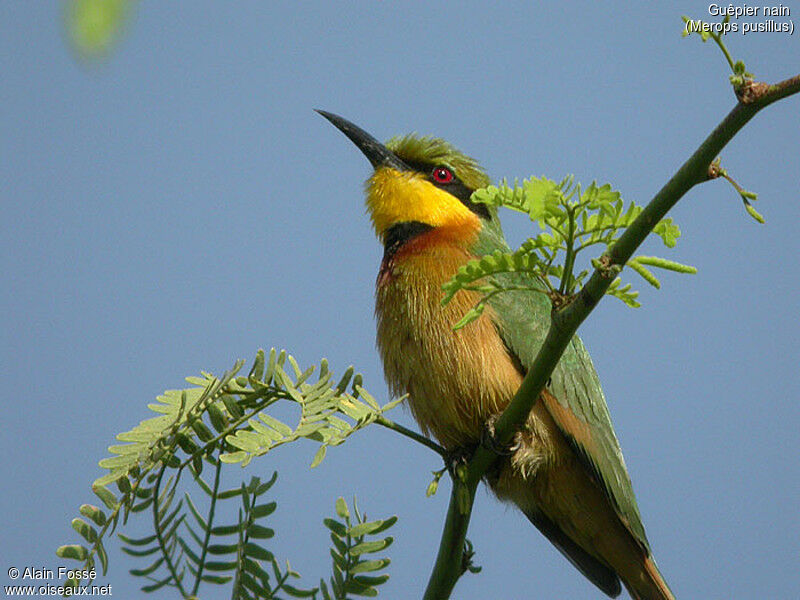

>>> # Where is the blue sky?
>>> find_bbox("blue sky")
[2,3,798,599]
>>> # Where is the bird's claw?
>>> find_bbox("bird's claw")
[481,414,519,457]
[443,446,473,480]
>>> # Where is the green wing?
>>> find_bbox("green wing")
[475,213,650,551]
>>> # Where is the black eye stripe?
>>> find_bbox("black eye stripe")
[443,181,490,220]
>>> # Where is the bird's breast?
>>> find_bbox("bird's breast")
[374,239,524,449]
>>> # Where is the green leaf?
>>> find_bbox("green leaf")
[222,394,244,419]
[95,541,109,575]
[200,573,233,584]
[118,532,157,547]
[353,574,390,586]
[210,524,241,536]
[282,584,319,598]
[190,419,215,442]
[255,471,278,496]
[206,402,227,432]
[129,556,165,577]
[584,181,621,209]
[310,445,328,468]
[350,559,390,574]
[330,533,348,555]
[362,516,397,535]
[243,558,273,584]
[92,485,118,510]
[330,548,347,571]
[176,433,199,454]
[324,518,347,537]
[335,366,355,395]
[204,560,240,571]
[56,544,88,561]
[350,538,393,556]
[71,518,98,543]
[177,537,201,566]
[250,348,266,381]
[238,573,264,595]
[139,574,174,593]
[264,348,279,383]
[247,524,275,539]
[120,544,160,558]
[627,259,661,289]
[219,450,248,464]
[470,185,498,206]
[140,573,175,593]
[635,255,698,274]
[252,501,277,519]
[652,218,681,247]
[606,278,641,308]
[130,496,154,513]
[453,304,485,330]
[745,201,765,223]
[217,486,246,500]
[207,543,240,555]
[244,542,273,561]
[258,413,294,437]
[319,578,332,600]
[226,430,265,453]
[335,497,350,520]
[157,499,183,529]
[107,442,145,456]
[348,518,397,537]
[79,504,106,527]
[344,581,379,596]
[98,454,134,471]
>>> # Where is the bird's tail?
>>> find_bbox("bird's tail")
[620,555,675,600]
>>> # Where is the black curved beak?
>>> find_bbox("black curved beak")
[316,110,409,172]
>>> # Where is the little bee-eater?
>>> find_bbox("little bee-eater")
[319,111,674,600]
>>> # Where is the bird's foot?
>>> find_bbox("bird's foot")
[481,414,519,457]
[443,445,475,480]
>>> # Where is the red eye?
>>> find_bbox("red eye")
[431,166,454,184]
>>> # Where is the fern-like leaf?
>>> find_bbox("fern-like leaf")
[324,497,396,599]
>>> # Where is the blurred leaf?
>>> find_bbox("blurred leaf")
[66,0,132,60]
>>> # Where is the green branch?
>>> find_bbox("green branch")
[559,205,577,295]
[423,72,800,600]
[375,415,447,458]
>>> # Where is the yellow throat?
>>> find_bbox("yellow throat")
[365,167,481,240]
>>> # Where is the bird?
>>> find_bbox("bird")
[318,110,674,600]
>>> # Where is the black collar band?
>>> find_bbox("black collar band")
[383,221,434,261]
